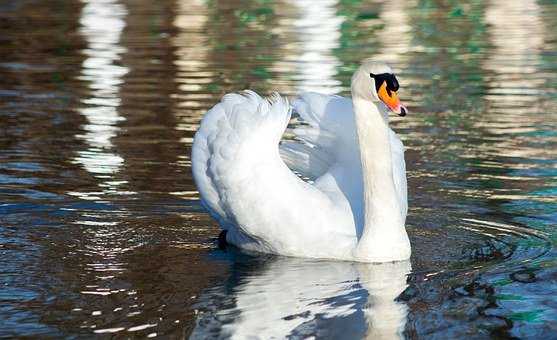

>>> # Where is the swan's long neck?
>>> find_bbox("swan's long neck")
[352,98,410,262]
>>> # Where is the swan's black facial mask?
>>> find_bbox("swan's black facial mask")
[370,73,399,94]
[369,72,407,116]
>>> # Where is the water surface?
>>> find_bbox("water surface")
[0,0,556,338]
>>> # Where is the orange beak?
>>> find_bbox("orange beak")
[377,81,407,116]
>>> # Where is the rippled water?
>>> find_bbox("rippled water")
[0,0,556,338]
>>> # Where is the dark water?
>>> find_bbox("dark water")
[0,0,556,338]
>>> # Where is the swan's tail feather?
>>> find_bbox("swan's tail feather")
[192,91,291,227]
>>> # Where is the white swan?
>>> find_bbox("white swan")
[192,59,411,262]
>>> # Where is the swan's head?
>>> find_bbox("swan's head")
[351,59,408,116]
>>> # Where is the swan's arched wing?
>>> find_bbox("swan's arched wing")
[192,91,291,227]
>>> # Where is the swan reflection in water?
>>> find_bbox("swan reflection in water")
[191,255,411,339]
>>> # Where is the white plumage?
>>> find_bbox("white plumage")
[192,60,411,262]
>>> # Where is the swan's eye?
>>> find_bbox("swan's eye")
[387,74,399,92]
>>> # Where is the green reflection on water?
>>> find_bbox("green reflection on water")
[409,0,488,115]
[204,0,280,92]
[509,309,545,323]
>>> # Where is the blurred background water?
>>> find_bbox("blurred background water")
[0,0,556,338]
